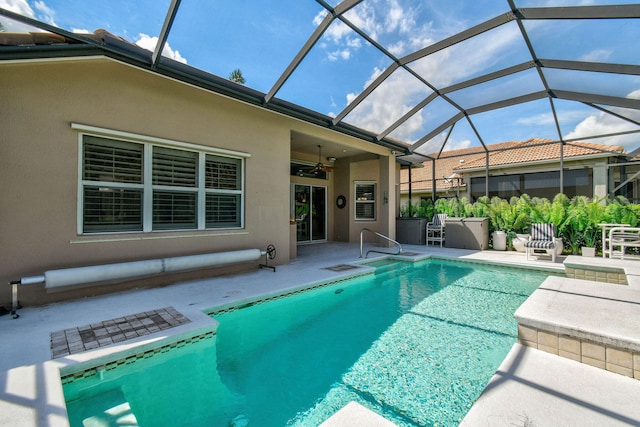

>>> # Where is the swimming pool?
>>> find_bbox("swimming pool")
[62,259,550,426]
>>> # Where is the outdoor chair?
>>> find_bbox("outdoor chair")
[524,223,557,262]
[607,226,640,259]
[426,213,447,247]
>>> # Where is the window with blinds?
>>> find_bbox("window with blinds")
[355,182,376,221]
[82,137,144,232]
[80,135,244,233]
[205,155,242,228]
[152,147,198,230]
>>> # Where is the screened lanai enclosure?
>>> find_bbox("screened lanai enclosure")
[1,0,639,198]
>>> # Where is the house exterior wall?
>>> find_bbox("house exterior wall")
[0,57,395,306]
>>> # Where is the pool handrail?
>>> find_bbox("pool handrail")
[360,228,403,258]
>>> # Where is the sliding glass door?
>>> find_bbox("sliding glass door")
[292,184,326,243]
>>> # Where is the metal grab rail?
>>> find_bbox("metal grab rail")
[360,228,403,258]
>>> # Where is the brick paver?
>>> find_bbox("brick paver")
[50,307,190,358]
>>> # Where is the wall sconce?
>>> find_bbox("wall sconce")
[383,191,389,205]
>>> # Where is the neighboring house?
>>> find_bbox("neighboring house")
[400,138,636,205]
[0,31,402,306]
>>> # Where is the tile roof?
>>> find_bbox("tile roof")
[400,138,625,193]
[455,138,624,171]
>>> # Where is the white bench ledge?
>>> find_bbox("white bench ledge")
[460,344,640,427]
[515,275,640,351]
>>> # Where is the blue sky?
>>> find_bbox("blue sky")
[2,0,639,154]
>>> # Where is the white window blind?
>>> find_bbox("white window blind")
[82,137,144,232]
[206,155,241,190]
[83,136,143,183]
[355,182,376,221]
[205,155,242,228]
[153,147,198,187]
[152,147,198,230]
[80,134,244,234]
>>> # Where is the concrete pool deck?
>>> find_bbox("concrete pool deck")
[1,243,639,426]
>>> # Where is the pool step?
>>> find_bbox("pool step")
[364,260,412,275]
[67,388,140,427]
[515,275,640,380]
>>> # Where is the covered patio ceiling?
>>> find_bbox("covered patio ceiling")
[1,1,639,162]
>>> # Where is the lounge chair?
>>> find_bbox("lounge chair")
[524,223,557,262]
[607,227,640,259]
[426,213,447,247]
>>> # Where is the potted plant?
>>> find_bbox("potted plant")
[488,197,527,251]
[562,196,604,256]
[580,225,599,257]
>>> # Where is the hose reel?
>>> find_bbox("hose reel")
[259,244,277,272]
[8,245,278,319]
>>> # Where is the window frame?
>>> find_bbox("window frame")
[354,181,377,221]
[74,123,249,235]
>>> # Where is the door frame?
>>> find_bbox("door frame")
[291,183,328,244]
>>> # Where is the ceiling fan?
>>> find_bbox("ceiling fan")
[305,145,334,174]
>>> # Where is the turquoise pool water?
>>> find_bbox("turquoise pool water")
[63,259,549,426]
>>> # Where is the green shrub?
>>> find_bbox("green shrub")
[415,193,640,254]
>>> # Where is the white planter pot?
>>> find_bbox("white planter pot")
[492,231,507,251]
[581,246,596,257]
[512,234,530,252]
[545,237,563,256]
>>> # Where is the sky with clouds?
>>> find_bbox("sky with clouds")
[1,0,639,154]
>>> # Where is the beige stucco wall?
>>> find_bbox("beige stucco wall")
[0,58,291,305]
[0,57,398,307]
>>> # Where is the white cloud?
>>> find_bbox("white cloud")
[33,0,54,25]
[136,33,187,64]
[444,138,473,152]
[565,90,640,149]
[343,66,430,141]
[346,38,361,49]
[516,112,556,127]
[0,0,37,31]
[0,0,57,27]
[413,132,472,155]
[328,48,351,61]
[341,13,523,142]
[0,0,34,18]
[314,0,422,61]
[579,49,612,62]
[409,24,522,88]
[387,41,405,56]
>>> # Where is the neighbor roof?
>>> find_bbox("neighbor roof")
[400,138,625,193]
[1,1,639,158]
[455,138,625,170]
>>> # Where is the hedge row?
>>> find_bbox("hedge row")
[401,195,640,254]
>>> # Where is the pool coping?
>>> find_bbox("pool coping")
[460,343,640,427]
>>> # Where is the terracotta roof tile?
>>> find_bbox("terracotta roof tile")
[400,138,625,193]
[455,138,624,170]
